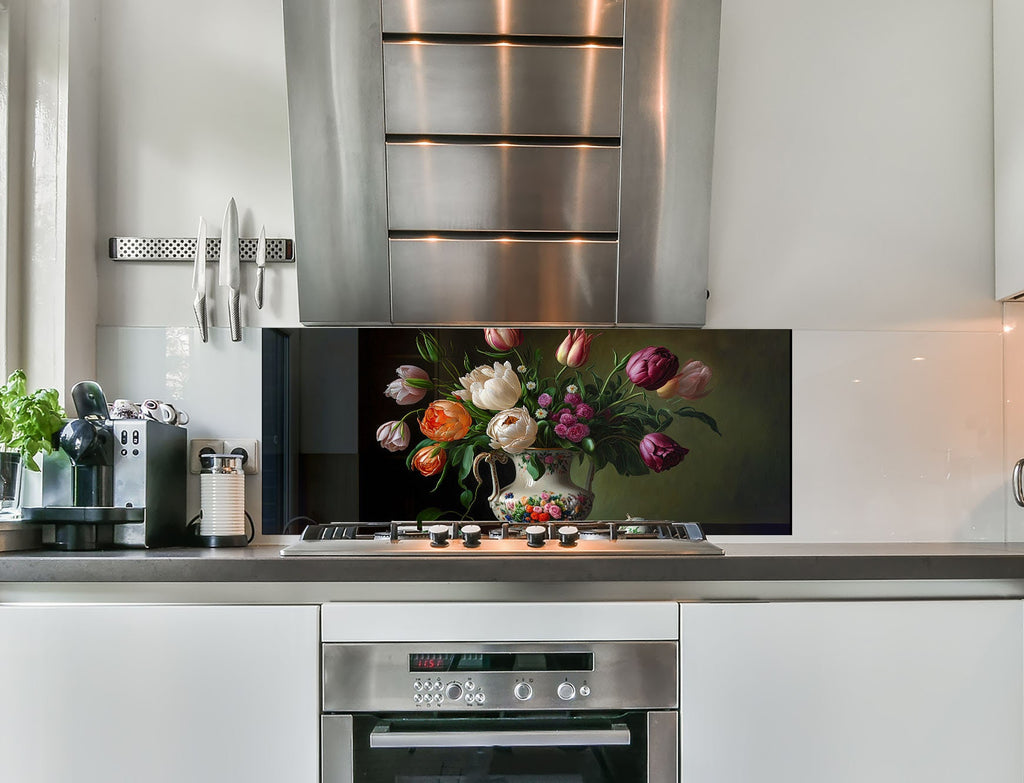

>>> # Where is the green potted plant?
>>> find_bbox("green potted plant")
[0,370,65,515]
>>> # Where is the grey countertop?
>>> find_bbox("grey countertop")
[3,542,1024,585]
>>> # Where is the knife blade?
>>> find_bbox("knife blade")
[192,217,208,342]
[254,224,266,310]
[219,197,241,342]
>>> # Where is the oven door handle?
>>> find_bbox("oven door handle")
[369,723,632,749]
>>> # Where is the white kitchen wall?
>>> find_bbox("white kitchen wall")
[92,0,1004,542]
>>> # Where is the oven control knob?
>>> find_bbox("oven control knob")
[557,682,576,701]
[525,525,547,547]
[514,682,533,701]
[445,682,464,701]
[461,524,482,548]
[428,524,450,547]
[579,685,591,697]
[557,525,579,546]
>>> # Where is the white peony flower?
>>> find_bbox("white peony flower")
[486,407,538,454]
[453,361,522,411]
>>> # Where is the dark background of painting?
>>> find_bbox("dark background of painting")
[263,329,791,535]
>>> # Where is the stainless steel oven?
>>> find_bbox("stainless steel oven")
[321,641,678,782]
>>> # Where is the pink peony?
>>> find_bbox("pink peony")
[564,392,582,406]
[575,403,594,420]
[554,423,569,438]
[558,411,577,426]
[537,392,553,408]
[565,423,590,443]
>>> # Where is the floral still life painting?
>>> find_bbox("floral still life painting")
[375,328,721,523]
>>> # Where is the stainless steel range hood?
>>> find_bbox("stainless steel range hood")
[283,0,721,327]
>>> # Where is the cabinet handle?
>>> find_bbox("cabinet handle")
[1013,459,1024,507]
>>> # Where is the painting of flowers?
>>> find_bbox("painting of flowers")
[371,327,743,525]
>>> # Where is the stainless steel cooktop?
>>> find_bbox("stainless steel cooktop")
[280,521,723,557]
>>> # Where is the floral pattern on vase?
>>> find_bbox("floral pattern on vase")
[488,449,594,523]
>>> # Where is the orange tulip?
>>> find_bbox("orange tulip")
[411,444,446,477]
[419,399,472,442]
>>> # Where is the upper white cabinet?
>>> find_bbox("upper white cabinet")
[680,600,1023,783]
[0,604,319,783]
[996,0,1024,300]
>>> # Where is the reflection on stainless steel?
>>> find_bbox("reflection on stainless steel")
[322,641,678,712]
[618,0,722,326]
[283,0,391,325]
[390,238,617,324]
[647,712,679,781]
[284,0,721,326]
[384,42,623,137]
[321,715,354,783]
[382,0,625,37]
[386,143,621,231]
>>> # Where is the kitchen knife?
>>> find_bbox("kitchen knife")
[192,217,209,342]
[219,197,241,342]
[254,224,266,310]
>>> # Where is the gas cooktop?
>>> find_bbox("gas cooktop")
[280,520,723,557]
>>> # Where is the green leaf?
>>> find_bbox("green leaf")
[581,437,595,453]
[459,488,475,510]
[416,332,441,363]
[403,377,434,390]
[673,407,722,436]
[526,454,543,480]
[416,507,445,523]
[458,444,477,482]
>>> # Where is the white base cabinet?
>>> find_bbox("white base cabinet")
[680,600,1023,783]
[0,604,319,783]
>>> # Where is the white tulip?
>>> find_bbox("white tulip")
[453,361,522,411]
[486,407,538,454]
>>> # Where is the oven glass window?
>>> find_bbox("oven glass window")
[349,713,647,782]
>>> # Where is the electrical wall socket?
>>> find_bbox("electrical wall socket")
[223,438,260,475]
[188,439,224,474]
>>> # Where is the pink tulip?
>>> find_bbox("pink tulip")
[638,433,689,473]
[657,360,713,400]
[376,420,411,452]
[484,328,523,352]
[384,365,430,405]
[555,329,597,368]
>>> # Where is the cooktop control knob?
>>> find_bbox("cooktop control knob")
[445,682,464,702]
[557,682,576,701]
[557,525,579,546]
[513,682,533,701]
[428,524,450,547]
[525,525,547,548]
[461,524,482,548]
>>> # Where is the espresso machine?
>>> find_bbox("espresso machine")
[22,381,187,550]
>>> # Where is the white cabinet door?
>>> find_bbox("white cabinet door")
[680,601,1023,783]
[0,604,319,783]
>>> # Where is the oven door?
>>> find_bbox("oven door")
[323,711,677,783]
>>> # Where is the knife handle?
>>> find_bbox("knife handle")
[255,267,265,310]
[228,289,241,342]
[193,294,209,343]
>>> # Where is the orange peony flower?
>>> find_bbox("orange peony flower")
[411,445,446,477]
[419,400,472,442]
